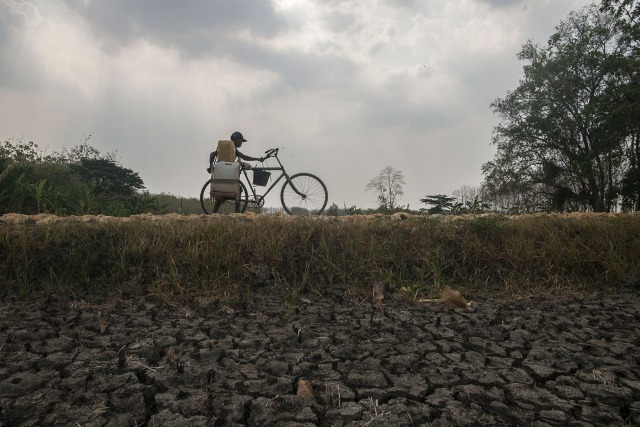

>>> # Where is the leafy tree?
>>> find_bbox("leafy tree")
[0,139,56,164]
[61,136,144,200]
[366,166,405,212]
[601,1,639,45]
[69,158,144,199]
[483,5,632,212]
[0,139,72,214]
[601,0,640,210]
[326,203,339,216]
[420,194,456,214]
[0,139,160,216]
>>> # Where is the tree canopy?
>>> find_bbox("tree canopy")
[483,5,639,212]
[419,194,456,214]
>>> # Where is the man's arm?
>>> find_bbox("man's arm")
[236,149,262,162]
[207,150,218,172]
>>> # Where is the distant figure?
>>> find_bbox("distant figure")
[208,131,264,213]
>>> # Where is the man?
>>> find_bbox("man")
[208,131,264,213]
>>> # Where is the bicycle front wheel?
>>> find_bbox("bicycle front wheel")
[200,179,249,214]
[280,173,328,215]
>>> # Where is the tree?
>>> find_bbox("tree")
[601,0,640,210]
[483,5,633,212]
[0,139,159,216]
[366,166,405,211]
[419,194,455,214]
[326,203,339,216]
[0,139,71,214]
[601,1,639,42]
[69,158,144,199]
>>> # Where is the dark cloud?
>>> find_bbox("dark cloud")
[447,52,519,107]
[382,0,420,9]
[60,0,293,57]
[189,30,359,93]
[0,2,16,55]
[1,1,27,31]
[323,11,357,33]
[358,88,459,133]
[260,52,357,92]
[0,1,41,89]
[476,0,525,9]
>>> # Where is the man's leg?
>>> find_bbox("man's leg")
[213,199,223,213]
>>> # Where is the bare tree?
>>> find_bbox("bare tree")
[366,165,405,211]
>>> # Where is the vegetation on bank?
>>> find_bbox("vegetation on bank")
[0,139,164,217]
[1,213,638,303]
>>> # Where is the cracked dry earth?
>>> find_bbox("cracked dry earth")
[1,291,639,427]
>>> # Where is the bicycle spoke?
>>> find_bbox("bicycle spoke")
[200,179,248,214]
[281,173,328,215]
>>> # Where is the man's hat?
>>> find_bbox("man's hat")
[230,131,247,142]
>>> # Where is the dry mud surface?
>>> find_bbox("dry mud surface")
[1,291,639,426]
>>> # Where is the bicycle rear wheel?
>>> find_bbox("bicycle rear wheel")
[200,179,249,214]
[280,173,328,215]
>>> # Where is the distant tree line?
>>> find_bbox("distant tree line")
[0,138,163,216]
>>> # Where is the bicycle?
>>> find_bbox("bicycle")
[200,148,328,215]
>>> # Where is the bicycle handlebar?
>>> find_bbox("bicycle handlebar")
[264,148,279,158]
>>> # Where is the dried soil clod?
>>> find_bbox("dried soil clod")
[372,281,385,312]
[166,346,176,365]
[97,311,108,335]
[441,286,472,309]
[297,378,314,400]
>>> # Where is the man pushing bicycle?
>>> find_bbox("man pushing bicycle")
[200,135,328,215]
[207,131,264,213]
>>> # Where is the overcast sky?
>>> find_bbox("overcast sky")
[1,0,594,210]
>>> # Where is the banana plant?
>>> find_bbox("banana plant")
[16,176,53,214]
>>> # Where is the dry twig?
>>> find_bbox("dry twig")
[372,281,386,313]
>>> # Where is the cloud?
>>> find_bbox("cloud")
[476,0,525,9]
[59,0,291,57]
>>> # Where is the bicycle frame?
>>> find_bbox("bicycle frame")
[241,151,299,207]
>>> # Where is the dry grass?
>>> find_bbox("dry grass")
[1,212,639,303]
